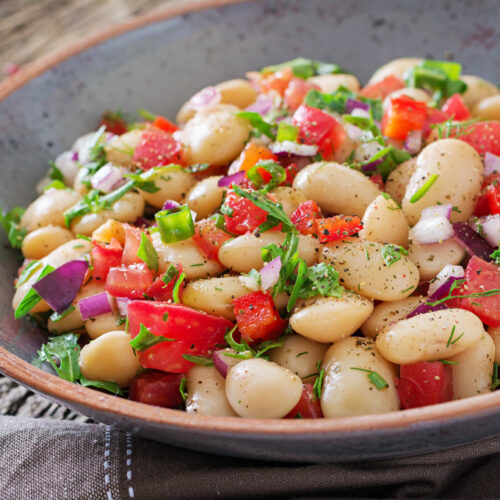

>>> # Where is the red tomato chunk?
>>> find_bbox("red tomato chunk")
[133,130,183,170]
[382,95,427,140]
[291,200,322,235]
[145,265,184,302]
[223,190,268,235]
[106,264,154,299]
[91,238,122,282]
[285,384,323,419]
[316,215,363,243]
[359,75,405,100]
[192,219,231,262]
[129,371,184,408]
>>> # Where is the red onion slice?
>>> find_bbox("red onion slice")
[218,170,246,188]
[116,297,131,317]
[420,204,452,220]
[477,215,500,247]
[78,292,113,320]
[270,141,318,157]
[484,152,500,176]
[189,86,221,110]
[410,216,454,245]
[70,151,79,162]
[427,264,465,297]
[453,222,495,261]
[162,200,180,211]
[91,164,125,193]
[345,123,364,141]
[32,260,89,313]
[260,257,281,290]
[345,98,370,114]
[404,130,422,155]
[213,349,246,378]
[245,94,273,116]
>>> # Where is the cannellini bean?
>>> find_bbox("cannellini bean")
[321,337,399,417]
[79,331,141,387]
[308,74,360,93]
[21,225,74,260]
[270,187,308,216]
[385,158,417,205]
[447,331,495,399]
[86,312,125,339]
[367,57,422,84]
[376,309,483,364]
[186,176,224,219]
[383,88,431,110]
[361,296,425,338]
[293,162,380,217]
[21,188,82,231]
[138,166,195,208]
[290,294,373,343]
[320,238,420,301]
[91,219,125,245]
[182,276,257,320]
[488,326,500,364]
[104,129,143,167]
[269,334,329,381]
[186,365,236,417]
[407,239,465,281]
[152,232,223,279]
[402,139,483,225]
[218,232,318,273]
[461,75,499,108]
[182,106,251,165]
[70,192,145,236]
[472,95,500,120]
[225,358,302,418]
[54,150,79,186]
[73,167,91,195]
[359,194,409,247]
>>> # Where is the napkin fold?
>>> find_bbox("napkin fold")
[0,415,499,499]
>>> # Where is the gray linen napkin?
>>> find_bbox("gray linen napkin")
[1,416,500,499]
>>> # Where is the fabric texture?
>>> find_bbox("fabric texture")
[0,416,499,500]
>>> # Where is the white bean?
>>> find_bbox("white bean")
[270,187,308,216]
[461,75,499,108]
[383,88,431,110]
[308,74,360,93]
[104,129,143,167]
[186,176,224,219]
[22,225,74,260]
[488,326,500,364]
[472,95,500,120]
[85,312,125,339]
[385,158,417,206]
[367,57,422,84]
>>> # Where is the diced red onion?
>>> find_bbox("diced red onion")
[91,163,125,193]
[260,256,281,290]
[116,297,131,317]
[133,216,153,228]
[345,98,370,114]
[453,222,494,261]
[189,86,221,110]
[477,215,500,247]
[218,170,246,188]
[212,350,231,378]
[172,130,183,142]
[421,204,452,221]
[404,130,422,155]
[78,292,113,320]
[410,208,454,245]
[55,150,78,171]
[484,152,500,176]
[345,123,364,141]
[32,260,88,313]
[105,132,116,142]
[427,265,465,297]
[245,94,273,116]
[71,151,79,162]
[162,200,180,211]
[270,141,318,157]
[361,158,384,172]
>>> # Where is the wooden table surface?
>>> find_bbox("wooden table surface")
[0,0,194,421]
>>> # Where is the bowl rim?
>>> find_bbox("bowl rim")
[1,0,500,436]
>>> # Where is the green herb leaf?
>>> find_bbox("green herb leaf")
[80,376,124,395]
[350,367,388,390]
[16,260,41,288]
[35,333,81,382]
[184,163,210,174]
[43,180,67,191]
[14,264,55,319]
[313,368,325,399]
[276,122,299,142]
[0,206,27,249]
[491,247,500,266]
[235,111,275,139]
[262,58,346,79]
[425,278,500,308]
[49,305,75,323]
[491,362,500,391]
[129,323,176,352]
[381,244,408,267]
[181,354,214,366]
[409,174,439,203]
[179,377,187,402]
[48,161,64,182]
[246,160,286,192]
[172,272,185,303]
[137,108,157,121]
[137,233,158,273]
[162,265,179,286]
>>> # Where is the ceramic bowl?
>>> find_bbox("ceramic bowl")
[1,0,500,463]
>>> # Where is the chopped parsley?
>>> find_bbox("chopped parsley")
[129,324,175,352]
[261,57,346,79]
[0,206,27,249]
[172,272,185,303]
[381,244,408,267]
[235,111,276,139]
[446,325,464,347]
[350,367,389,390]
[181,354,214,366]
[491,362,500,391]
[313,368,325,399]
[409,174,439,203]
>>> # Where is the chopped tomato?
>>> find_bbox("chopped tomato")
[359,75,405,100]
[474,172,500,216]
[369,173,385,190]
[284,78,320,111]
[99,111,128,135]
[223,190,268,235]
[291,200,322,235]
[285,384,323,419]
[91,238,123,282]
[122,224,144,267]
[452,121,500,156]
[129,371,184,408]
[474,193,491,217]
[105,264,154,299]
[397,362,454,409]
[238,143,278,174]
[382,95,428,140]
[192,218,232,262]
[486,184,500,215]
[423,108,450,138]
[441,94,471,121]
[460,256,500,327]
[232,291,287,343]
[316,215,363,243]
[133,130,183,170]
[258,67,294,96]
[146,264,183,302]
[127,301,233,373]
[152,115,179,134]
[283,164,299,186]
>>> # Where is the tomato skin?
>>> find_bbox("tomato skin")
[121,224,144,267]
[454,121,500,156]
[152,115,179,134]
[91,238,123,282]
[382,95,428,140]
[192,218,232,262]
[423,108,450,138]
[99,111,128,135]
[146,264,183,302]
[223,190,268,235]
[285,384,323,419]
[316,215,363,243]
[441,94,471,121]
[132,130,183,170]
[359,75,405,100]
[232,291,287,343]
[105,264,154,299]
[460,256,500,327]
[486,184,500,215]
[284,78,319,111]
[258,67,294,96]
[291,200,322,235]
[127,301,234,373]
[129,371,184,408]
[474,193,491,217]
[369,174,385,191]
[397,362,454,409]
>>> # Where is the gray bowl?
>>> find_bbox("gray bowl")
[1,0,500,463]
